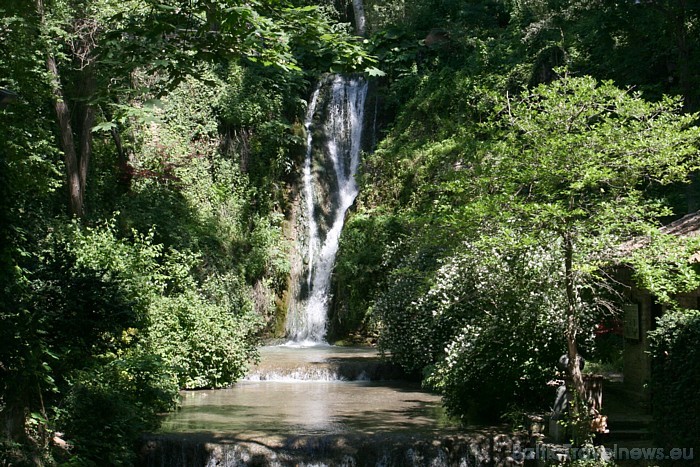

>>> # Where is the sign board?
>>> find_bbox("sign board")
[623,303,641,341]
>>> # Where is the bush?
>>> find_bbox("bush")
[424,240,564,421]
[648,309,700,453]
[58,354,179,466]
[330,212,406,340]
[7,222,182,465]
[146,280,261,389]
[374,233,565,421]
[30,219,261,461]
[34,236,144,380]
[373,238,447,374]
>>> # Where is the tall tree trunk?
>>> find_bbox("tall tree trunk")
[563,233,590,437]
[38,0,91,218]
[46,52,84,217]
[0,403,26,444]
[352,0,367,37]
[76,76,96,209]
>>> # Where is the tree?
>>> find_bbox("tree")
[477,74,700,433]
[2,1,374,460]
[30,0,374,217]
[1,1,65,446]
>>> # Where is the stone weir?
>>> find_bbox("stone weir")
[138,346,535,466]
[140,432,533,466]
[243,345,409,382]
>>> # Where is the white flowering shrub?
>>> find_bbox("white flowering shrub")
[376,233,567,420]
[374,241,446,373]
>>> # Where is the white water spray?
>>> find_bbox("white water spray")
[287,75,368,344]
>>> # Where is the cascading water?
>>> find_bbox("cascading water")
[286,75,368,344]
[143,344,533,466]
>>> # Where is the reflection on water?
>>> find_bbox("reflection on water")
[161,381,455,437]
[144,346,529,466]
[159,346,456,437]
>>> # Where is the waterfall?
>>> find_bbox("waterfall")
[286,75,368,344]
[139,76,534,467]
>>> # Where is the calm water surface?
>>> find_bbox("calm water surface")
[159,346,457,438]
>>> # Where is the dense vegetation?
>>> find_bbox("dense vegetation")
[1,0,370,464]
[648,310,700,454]
[3,0,700,464]
[335,0,700,431]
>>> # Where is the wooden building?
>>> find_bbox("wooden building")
[619,210,700,401]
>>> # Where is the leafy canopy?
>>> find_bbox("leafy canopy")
[478,75,700,271]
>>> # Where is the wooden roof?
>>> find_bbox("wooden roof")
[659,210,700,238]
[619,210,700,263]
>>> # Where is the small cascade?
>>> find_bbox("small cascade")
[242,346,407,382]
[286,76,368,344]
[141,348,538,466]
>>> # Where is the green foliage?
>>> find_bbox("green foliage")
[12,198,263,460]
[146,278,261,389]
[330,211,405,339]
[110,68,291,302]
[520,1,700,110]
[2,51,288,463]
[474,74,700,331]
[372,236,444,373]
[40,221,263,389]
[110,0,376,90]
[218,64,285,129]
[648,309,700,453]
[95,73,275,389]
[58,353,178,466]
[4,0,379,461]
[0,219,182,464]
[629,233,700,306]
[424,241,564,420]
[1,9,72,459]
[377,236,564,420]
[281,4,374,74]
[344,71,700,424]
[215,62,305,210]
[33,226,147,379]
